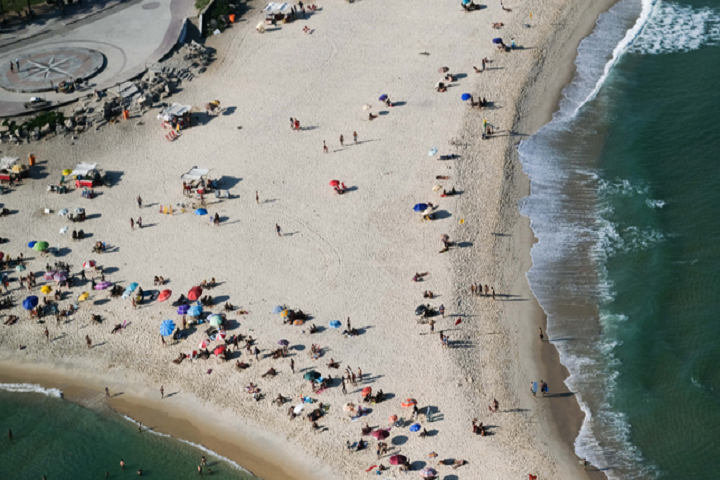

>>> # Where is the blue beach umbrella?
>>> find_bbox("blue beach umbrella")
[462,0,471,4]
[428,147,438,157]
[177,304,190,315]
[409,423,421,432]
[379,94,388,101]
[23,295,39,310]
[461,93,472,101]
[493,37,503,44]
[329,320,341,329]
[28,241,37,248]
[188,305,203,317]
[160,320,176,336]
[413,203,429,212]
[126,282,139,292]
[195,208,208,216]
[272,305,284,314]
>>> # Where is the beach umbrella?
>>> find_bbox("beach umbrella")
[493,37,503,44]
[28,241,37,248]
[409,423,421,432]
[413,203,429,212]
[455,318,462,326]
[59,226,68,235]
[329,180,340,187]
[401,398,417,408]
[199,339,211,349]
[343,403,355,412]
[278,339,289,346]
[272,305,284,314]
[215,330,227,341]
[188,305,203,317]
[41,285,52,295]
[379,94,388,101]
[78,292,89,301]
[362,104,372,110]
[83,260,96,269]
[420,467,437,478]
[415,305,427,316]
[62,169,73,175]
[361,386,372,397]
[329,320,341,329]
[195,208,208,216]
[303,371,321,381]
[125,282,138,292]
[438,67,449,73]
[33,241,49,252]
[371,429,389,440]
[293,404,305,414]
[53,272,68,282]
[58,209,69,216]
[177,304,190,315]
[160,320,176,336]
[188,286,202,301]
[208,314,223,327]
[214,345,226,356]
[280,309,289,318]
[15,265,25,272]
[428,147,438,157]
[388,415,398,423]
[158,289,172,302]
[95,281,112,290]
[432,184,442,191]
[389,455,407,466]
[74,207,84,214]
[22,296,39,310]
[293,319,304,326]
[440,234,449,242]
[461,93,472,101]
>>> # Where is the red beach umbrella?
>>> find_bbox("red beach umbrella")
[158,289,172,302]
[401,398,417,408]
[455,317,462,326]
[371,429,389,440]
[389,455,407,466]
[361,386,372,397]
[214,345,226,356]
[329,180,340,187]
[188,286,202,301]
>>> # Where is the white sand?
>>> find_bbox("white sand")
[0,0,612,477]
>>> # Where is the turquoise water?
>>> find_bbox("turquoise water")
[0,386,260,480]
[520,0,720,477]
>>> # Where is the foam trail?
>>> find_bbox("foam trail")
[575,0,657,114]
[119,413,254,475]
[0,382,63,398]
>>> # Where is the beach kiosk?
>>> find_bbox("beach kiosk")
[0,157,29,183]
[69,163,102,188]
[158,103,193,130]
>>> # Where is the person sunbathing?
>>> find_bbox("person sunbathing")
[327,359,340,369]
[309,323,319,334]
[361,423,372,435]
[369,113,378,120]
[492,22,504,28]
[262,367,277,378]
[423,291,434,298]
[4,315,18,325]
[224,302,235,311]
[236,360,250,370]
[275,393,289,405]
[111,324,122,334]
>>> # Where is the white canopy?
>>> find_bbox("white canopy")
[69,163,98,177]
[0,157,19,169]
[181,167,210,182]
[264,2,290,12]
[157,103,192,122]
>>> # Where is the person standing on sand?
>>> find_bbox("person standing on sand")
[493,398,499,412]
[531,382,536,397]
[429,319,435,332]
[290,358,295,373]
[137,196,142,208]
[160,386,164,399]
[439,304,445,317]
[491,287,495,300]
[357,367,362,381]
[347,317,351,331]
[353,131,358,144]
[137,217,142,229]
[340,135,344,147]
[130,218,134,231]
[323,141,329,153]
[470,284,476,295]
[484,284,489,296]
[341,378,347,394]
[255,191,259,204]
[86,335,92,349]
[106,387,110,398]
[44,327,49,343]
[290,117,294,130]
[539,327,544,342]
[276,224,282,237]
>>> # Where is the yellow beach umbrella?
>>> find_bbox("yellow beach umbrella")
[40,285,52,294]
[280,309,289,318]
[78,292,90,301]
[11,165,23,173]
[62,169,73,175]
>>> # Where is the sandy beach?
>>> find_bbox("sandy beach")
[0,0,616,478]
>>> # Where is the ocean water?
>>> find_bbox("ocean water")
[519,0,720,478]
[0,384,259,480]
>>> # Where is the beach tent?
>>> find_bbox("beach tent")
[181,167,211,182]
[264,2,291,12]
[157,103,192,122]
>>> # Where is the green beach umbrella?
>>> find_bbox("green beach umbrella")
[303,371,321,381]
[33,241,49,252]
[15,265,25,272]
[208,314,223,327]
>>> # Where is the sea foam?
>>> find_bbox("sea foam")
[0,383,63,398]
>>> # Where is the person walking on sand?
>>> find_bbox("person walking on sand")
[491,287,496,300]
[357,367,363,381]
[106,387,110,398]
[86,335,92,349]
[130,218,134,231]
[346,317,351,331]
[323,141,329,153]
[340,134,344,147]
[429,319,435,332]
[539,327,544,342]
[471,284,476,295]
[160,386,164,399]
[493,398,499,412]
[137,196,142,208]
[255,191,259,204]
[276,224,282,237]
[341,378,347,394]
[290,358,295,373]
[290,117,294,130]
[439,304,445,317]
[137,217,142,229]
[484,284,489,296]
[44,327,49,343]
[353,131,358,144]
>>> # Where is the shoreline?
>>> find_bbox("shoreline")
[0,360,335,480]
[507,0,622,478]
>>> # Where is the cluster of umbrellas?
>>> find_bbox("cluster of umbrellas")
[57,207,84,217]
